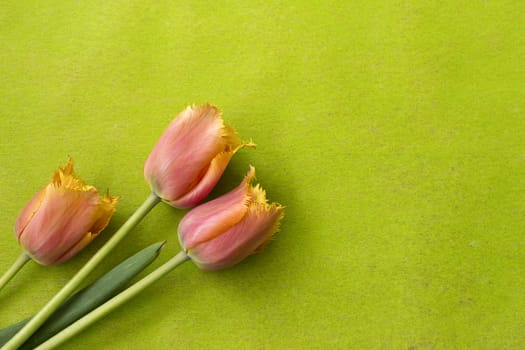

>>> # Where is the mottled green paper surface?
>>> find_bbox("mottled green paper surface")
[1,1,524,349]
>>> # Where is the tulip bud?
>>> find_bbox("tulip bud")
[143,104,254,209]
[14,158,119,265]
[178,166,284,270]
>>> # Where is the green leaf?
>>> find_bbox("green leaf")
[0,241,165,348]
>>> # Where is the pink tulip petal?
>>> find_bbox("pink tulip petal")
[14,187,46,239]
[179,166,255,249]
[88,192,119,236]
[52,193,117,265]
[53,232,93,264]
[189,202,285,270]
[173,151,234,208]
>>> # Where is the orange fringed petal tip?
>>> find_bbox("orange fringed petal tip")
[143,103,255,209]
[14,157,119,265]
[178,166,285,270]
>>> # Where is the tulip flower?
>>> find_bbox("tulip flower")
[0,158,118,292]
[15,158,119,265]
[144,103,254,208]
[178,166,285,270]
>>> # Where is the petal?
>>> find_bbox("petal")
[178,167,256,249]
[52,232,93,264]
[14,187,46,239]
[52,157,95,192]
[87,191,120,236]
[172,151,233,208]
[53,191,119,264]
[189,201,285,270]
[15,157,81,240]
[171,140,256,209]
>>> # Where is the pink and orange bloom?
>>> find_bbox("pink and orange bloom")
[144,104,254,209]
[14,158,119,265]
[178,166,285,270]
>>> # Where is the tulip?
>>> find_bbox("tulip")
[14,158,119,265]
[144,103,254,208]
[178,166,285,270]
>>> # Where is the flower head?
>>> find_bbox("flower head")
[178,166,284,270]
[143,104,254,209]
[14,158,119,265]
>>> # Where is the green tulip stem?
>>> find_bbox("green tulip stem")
[34,251,189,350]
[0,252,31,292]
[1,192,161,350]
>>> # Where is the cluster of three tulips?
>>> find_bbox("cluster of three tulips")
[0,104,284,349]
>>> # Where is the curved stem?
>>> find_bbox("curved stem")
[1,193,161,350]
[35,251,189,350]
[0,253,31,292]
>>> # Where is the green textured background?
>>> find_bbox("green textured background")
[1,1,524,349]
